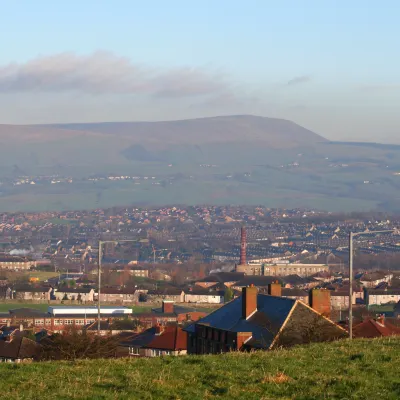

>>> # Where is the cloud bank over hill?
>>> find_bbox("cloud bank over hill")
[0,51,229,98]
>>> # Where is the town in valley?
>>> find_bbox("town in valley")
[1,205,400,361]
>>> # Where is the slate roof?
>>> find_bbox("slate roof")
[233,276,282,287]
[12,286,52,293]
[55,288,93,293]
[185,294,296,349]
[184,289,224,296]
[147,289,184,296]
[281,288,308,297]
[120,327,158,348]
[86,321,111,331]
[100,288,136,295]
[0,337,41,360]
[151,305,201,315]
[196,272,245,284]
[360,271,390,281]
[366,288,400,295]
[281,275,310,285]
[9,308,51,318]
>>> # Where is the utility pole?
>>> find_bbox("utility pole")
[349,232,353,340]
[97,239,138,335]
[348,228,399,341]
[97,241,102,334]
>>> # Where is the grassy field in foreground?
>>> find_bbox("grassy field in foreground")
[1,338,400,399]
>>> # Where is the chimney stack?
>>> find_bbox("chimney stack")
[240,226,247,265]
[162,300,174,314]
[268,281,282,297]
[309,289,331,318]
[154,324,164,335]
[376,314,385,326]
[242,285,257,319]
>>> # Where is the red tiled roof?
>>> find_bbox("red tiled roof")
[145,326,187,351]
[353,319,400,338]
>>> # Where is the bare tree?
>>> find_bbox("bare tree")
[40,327,119,361]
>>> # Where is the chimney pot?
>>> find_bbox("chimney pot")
[376,314,385,326]
[155,324,163,335]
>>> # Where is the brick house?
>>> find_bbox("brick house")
[184,289,224,304]
[0,306,132,333]
[119,325,187,357]
[0,286,12,299]
[136,301,208,327]
[98,288,139,303]
[184,285,346,354]
[195,272,245,289]
[360,272,393,288]
[395,301,400,318]
[53,288,95,302]
[146,289,184,303]
[353,317,400,338]
[0,337,41,363]
[281,288,309,304]
[13,286,53,301]
[364,288,400,306]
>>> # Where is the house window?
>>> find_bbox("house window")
[45,319,51,325]
[221,332,226,343]
[190,335,196,349]
[129,347,140,355]
[35,319,44,326]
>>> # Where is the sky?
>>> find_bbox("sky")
[0,0,399,142]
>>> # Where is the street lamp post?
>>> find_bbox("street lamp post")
[97,239,139,334]
[348,228,399,340]
[348,232,353,339]
[97,240,103,334]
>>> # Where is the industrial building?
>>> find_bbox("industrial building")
[235,227,329,277]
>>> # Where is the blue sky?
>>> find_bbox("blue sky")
[1,0,399,142]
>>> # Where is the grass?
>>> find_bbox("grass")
[131,305,153,314]
[1,337,400,399]
[23,271,59,281]
[0,303,49,312]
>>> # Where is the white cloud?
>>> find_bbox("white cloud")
[0,51,229,98]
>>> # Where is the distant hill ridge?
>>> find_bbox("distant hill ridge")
[39,115,328,147]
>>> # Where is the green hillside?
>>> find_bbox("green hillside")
[1,338,400,399]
